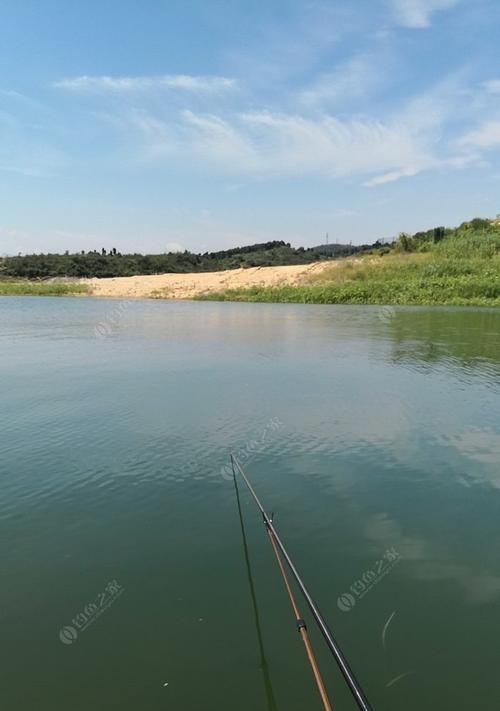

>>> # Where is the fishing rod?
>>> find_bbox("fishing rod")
[264,507,333,710]
[233,459,332,711]
[231,454,373,711]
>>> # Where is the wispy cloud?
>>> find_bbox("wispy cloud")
[459,120,500,149]
[53,74,237,94]
[365,153,476,186]
[223,3,361,90]
[236,111,431,179]
[365,165,426,186]
[297,53,385,108]
[109,103,449,186]
[75,70,480,188]
[40,6,491,192]
[182,110,258,167]
[45,51,488,191]
[105,70,477,187]
[390,0,460,28]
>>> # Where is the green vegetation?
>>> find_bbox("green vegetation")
[198,219,500,306]
[390,218,500,259]
[0,281,89,296]
[0,240,357,279]
[3,217,500,306]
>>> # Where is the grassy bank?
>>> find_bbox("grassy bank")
[198,253,500,306]
[0,281,89,296]
[198,221,500,306]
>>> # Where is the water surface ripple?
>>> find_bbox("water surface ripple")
[1,298,500,710]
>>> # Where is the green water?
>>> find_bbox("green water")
[1,298,500,710]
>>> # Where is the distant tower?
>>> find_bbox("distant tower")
[326,232,329,245]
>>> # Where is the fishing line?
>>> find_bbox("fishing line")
[233,469,279,710]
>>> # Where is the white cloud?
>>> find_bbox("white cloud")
[126,110,176,158]
[53,74,237,94]
[360,73,479,184]
[365,153,476,186]
[298,54,384,108]
[459,120,500,149]
[182,110,259,167]
[365,165,424,186]
[102,98,460,186]
[236,111,431,179]
[87,68,471,186]
[113,106,431,183]
[390,0,459,28]
[51,61,480,189]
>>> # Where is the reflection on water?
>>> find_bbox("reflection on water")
[384,307,500,380]
[1,297,499,710]
[233,470,278,711]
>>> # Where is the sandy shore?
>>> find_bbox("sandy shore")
[83,262,330,299]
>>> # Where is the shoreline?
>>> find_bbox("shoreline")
[82,262,330,300]
[2,251,499,306]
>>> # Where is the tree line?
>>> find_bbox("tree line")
[1,218,497,279]
[0,240,359,279]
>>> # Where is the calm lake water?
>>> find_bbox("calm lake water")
[1,297,500,710]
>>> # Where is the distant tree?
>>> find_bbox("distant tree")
[469,218,490,231]
[395,233,412,252]
[433,227,445,242]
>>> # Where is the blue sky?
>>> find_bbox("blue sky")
[1,0,500,254]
